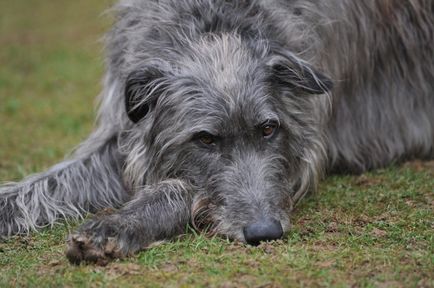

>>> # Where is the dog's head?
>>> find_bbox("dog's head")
[121,34,332,244]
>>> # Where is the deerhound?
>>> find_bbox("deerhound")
[0,0,433,265]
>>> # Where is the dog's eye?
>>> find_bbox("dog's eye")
[262,121,279,139]
[197,132,216,146]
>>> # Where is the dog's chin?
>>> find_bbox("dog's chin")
[213,223,291,244]
[216,230,246,243]
[205,223,245,243]
[280,218,292,235]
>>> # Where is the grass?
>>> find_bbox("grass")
[0,1,433,287]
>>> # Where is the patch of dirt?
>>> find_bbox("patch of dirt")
[225,241,247,253]
[219,278,278,288]
[370,228,387,238]
[417,278,434,287]
[293,219,317,238]
[375,281,403,288]
[375,212,394,221]
[105,263,143,279]
[310,242,338,252]
[403,160,434,174]
[317,260,335,268]
[353,214,371,227]
[325,221,339,233]
[354,175,385,187]
[257,240,284,254]
[4,235,37,249]
[48,259,62,267]
[36,253,68,277]
[160,262,179,273]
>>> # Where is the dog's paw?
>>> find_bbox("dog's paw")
[65,219,124,265]
[66,233,124,266]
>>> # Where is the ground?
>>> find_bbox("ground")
[0,1,433,287]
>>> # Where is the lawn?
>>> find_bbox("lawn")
[0,1,433,287]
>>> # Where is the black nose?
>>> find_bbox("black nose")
[243,218,283,246]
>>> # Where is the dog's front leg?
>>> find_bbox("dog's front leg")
[66,179,192,265]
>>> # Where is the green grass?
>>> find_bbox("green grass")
[0,1,433,287]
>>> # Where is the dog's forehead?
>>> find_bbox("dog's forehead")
[174,34,276,130]
[180,34,263,91]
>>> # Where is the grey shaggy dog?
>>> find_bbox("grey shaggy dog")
[1,0,433,265]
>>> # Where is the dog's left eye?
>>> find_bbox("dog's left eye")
[262,121,279,139]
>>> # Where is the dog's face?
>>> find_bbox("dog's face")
[123,35,331,244]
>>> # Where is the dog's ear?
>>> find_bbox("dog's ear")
[125,67,165,123]
[267,55,333,95]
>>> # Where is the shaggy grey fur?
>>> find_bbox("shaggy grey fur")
[0,0,433,264]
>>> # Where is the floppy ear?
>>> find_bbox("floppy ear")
[125,67,165,123]
[268,55,333,95]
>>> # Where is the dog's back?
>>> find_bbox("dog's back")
[317,1,434,172]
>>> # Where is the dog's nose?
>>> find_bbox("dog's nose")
[243,218,283,246]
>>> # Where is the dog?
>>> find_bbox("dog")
[0,0,432,265]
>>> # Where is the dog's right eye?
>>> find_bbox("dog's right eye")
[196,132,216,146]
